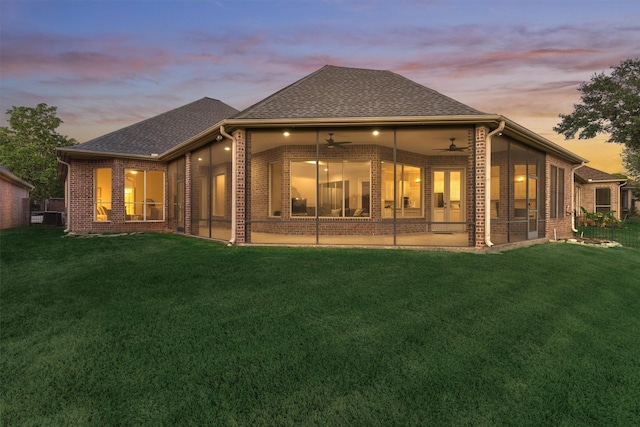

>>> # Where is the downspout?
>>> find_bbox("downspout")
[570,162,586,232]
[484,121,505,247]
[56,157,71,232]
[220,125,236,245]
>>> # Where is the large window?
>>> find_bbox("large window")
[550,165,565,218]
[381,162,422,217]
[124,169,164,221]
[595,188,611,213]
[269,162,282,216]
[95,168,112,221]
[290,161,316,216]
[289,160,370,217]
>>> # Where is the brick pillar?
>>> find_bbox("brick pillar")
[475,126,488,248]
[234,129,246,243]
[185,152,192,235]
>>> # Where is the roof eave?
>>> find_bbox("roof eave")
[0,170,34,190]
[56,147,161,162]
[156,119,226,161]
[500,117,588,164]
[584,179,627,183]
[222,115,502,129]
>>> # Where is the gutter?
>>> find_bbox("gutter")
[571,162,586,232]
[56,157,71,232]
[484,121,505,248]
[220,126,236,246]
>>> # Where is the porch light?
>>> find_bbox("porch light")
[372,130,379,136]
[283,131,290,137]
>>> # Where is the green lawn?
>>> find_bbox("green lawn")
[2,227,639,426]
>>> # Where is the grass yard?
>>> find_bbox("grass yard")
[1,227,639,426]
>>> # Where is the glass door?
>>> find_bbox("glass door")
[433,169,464,232]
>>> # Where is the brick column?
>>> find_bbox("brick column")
[475,126,488,248]
[185,152,192,235]
[234,129,246,243]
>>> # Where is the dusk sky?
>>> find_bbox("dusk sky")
[1,0,639,173]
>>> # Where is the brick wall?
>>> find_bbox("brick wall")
[546,156,576,239]
[0,177,31,229]
[576,181,622,219]
[68,158,168,233]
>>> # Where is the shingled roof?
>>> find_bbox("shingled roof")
[575,166,626,183]
[233,65,486,119]
[64,97,239,157]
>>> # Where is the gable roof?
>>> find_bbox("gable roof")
[233,65,486,120]
[575,166,626,183]
[61,97,239,158]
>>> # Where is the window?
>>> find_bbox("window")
[382,162,422,217]
[290,161,316,216]
[269,162,282,216]
[124,169,164,221]
[289,160,371,217]
[550,165,565,218]
[318,161,370,217]
[595,188,611,213]
[213,174,225,216]
[95,168,112,221]
[490,166,500,219]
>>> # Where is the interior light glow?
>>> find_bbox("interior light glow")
[224,147,231,151]
[372,130,379,136]
[283,131,290,137]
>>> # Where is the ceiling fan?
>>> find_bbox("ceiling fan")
[326,133,352,149]
[433,137,466,152]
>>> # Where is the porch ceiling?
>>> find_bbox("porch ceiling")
[249,127,473,156]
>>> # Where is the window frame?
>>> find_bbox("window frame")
[595,187,612,213]
[382,162,423,218]
[94,167,112,222]
[289,159,371,218]
[550,165,565,219]
[124,169,165,222]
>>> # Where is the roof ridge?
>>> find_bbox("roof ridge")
[80,97,235,145]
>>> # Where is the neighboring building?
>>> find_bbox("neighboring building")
[620,180,639,218]
[57,65,587,248]
[0,165,34,229]
[574,166,627,219]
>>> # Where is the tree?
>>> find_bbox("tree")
[0,103,76,201]
[554,58,640,177]
[622,146,640,180]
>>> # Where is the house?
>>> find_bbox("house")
[57,65,588,248]
[574,166,627,218]
[620,180,639,218]
[0,165,34,229]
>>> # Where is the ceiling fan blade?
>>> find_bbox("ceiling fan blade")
[433,137,466,152]
[326,133,351,147]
